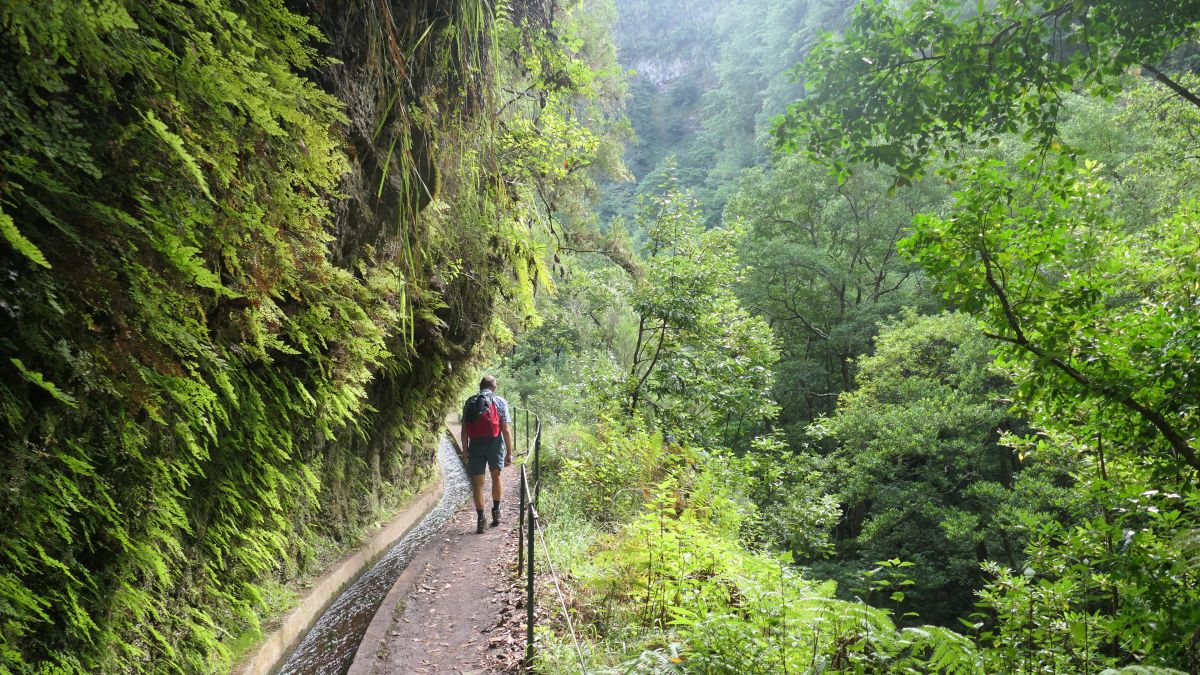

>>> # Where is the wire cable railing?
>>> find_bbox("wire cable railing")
[512,407,588,673]
[532,498,588,673]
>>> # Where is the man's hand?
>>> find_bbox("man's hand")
[500,422,515,466]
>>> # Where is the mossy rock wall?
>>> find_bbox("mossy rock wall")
[0,1,530,671]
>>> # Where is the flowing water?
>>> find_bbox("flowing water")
[277,436,470,674]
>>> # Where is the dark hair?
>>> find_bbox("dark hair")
[479,375,497,391]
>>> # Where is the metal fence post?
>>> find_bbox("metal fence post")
[526,500,536,671]
[518,468,526,575]
[534,421,541,505]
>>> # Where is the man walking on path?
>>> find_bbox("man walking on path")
[460,375,514,534]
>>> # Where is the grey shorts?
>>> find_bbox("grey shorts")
[466,436,506,476]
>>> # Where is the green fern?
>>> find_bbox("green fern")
[0,0,579,669]
[896,625,984,673]
[0,209,50,269]
[141,111,214,202]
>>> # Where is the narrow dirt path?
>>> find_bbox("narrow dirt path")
[350,422,527,674]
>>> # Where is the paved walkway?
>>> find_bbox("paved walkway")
[349,420,526,674]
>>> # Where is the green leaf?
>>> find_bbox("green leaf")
[0,209,50,268]
[142,110,214,202]
[9,358,75,407]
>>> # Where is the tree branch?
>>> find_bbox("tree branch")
[979,248,1200,475]
[1141,63,1200,111]
[629,321,668,414]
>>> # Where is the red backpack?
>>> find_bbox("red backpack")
[462,391,501,439]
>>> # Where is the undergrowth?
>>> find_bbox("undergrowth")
[529,418,990,674]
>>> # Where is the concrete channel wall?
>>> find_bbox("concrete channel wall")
[233,451,446,675]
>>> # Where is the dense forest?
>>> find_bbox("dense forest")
[503,0,1200,673]
[1,0,1199,673]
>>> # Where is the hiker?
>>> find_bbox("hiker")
[459,375,514,534]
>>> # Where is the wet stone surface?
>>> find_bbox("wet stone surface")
[361,463,524,674]
[278,437,470,675]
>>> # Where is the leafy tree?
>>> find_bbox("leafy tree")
[897,156,1200,666]
[498,0,632,235]
[969,478,1200,671]
[778,0,1200,179]
[904,156,1200,479]
[499,171,778,449]
[775,0,1200,666]
[727,153,941,433]
[497,249,638,418]
[736,432,840,560]
[812,312,1073,623]
[625,173,779,440]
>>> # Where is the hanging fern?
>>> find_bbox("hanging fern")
[0,0,563,671]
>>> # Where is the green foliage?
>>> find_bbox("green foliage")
[555,418,673,524]
[735,433,840,559]
[972,483,1199,671]
[500,168,778,447]
[0,0,617,670]
[769,0,1200,667]
[625,170,779,439]
[0,2,365,669]
[496,0,632,251]
[779,0,1200,179]
[812,312,1074,624]
[904,155,1200,479]
[0,211,50,270]
[728,153,942,435]
[604,0,856,224]
[534,417,988,674]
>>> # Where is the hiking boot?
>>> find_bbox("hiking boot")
[476,511,486,534]
[491,506,501,527]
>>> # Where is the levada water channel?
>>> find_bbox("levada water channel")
[277,435,471,674]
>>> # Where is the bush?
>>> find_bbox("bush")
[534,417,989,673]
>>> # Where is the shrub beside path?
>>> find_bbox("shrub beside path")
[348,417,527,674]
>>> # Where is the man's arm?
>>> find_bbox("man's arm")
[501,422,514,466]
[459,428,469,461]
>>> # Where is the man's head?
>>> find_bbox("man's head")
[479,375,497,392]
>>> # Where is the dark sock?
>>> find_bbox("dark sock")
[492,500,500,510]
[477,509,484,518]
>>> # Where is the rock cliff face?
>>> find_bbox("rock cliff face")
[600,0,721,209]
[0,1,540,670]
[293,0,505,536]
[615,0,720,87]
[600,0,818,227]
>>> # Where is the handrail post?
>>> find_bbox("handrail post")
[518,468,526,575]
[526,500,536,671]
[525,407,530,456]
[534,420,541,505]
